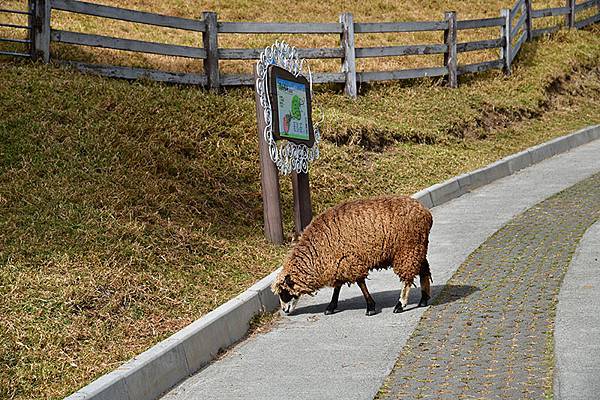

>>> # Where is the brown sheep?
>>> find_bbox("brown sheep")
[272,196,433,316]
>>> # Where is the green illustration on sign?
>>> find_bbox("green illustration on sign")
[276,77,309,140]
[291,95,301,120]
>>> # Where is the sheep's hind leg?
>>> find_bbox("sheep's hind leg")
[393,281,411,313]
[418,258,432,307]
[357,279,378,316]
[324,285,342,315]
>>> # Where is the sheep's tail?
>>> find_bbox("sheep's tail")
[420,258,432,283]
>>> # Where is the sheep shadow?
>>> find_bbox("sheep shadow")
[291,284,479,316]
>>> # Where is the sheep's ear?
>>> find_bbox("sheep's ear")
[284,274,295,289]
[271,274,283,294]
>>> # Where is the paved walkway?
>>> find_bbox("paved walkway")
[162,139,600,400]
[379,173,600,399]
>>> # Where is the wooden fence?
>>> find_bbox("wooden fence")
[0,3,34,58]
[2,0,599,96]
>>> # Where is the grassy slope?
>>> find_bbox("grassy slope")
[0,1,599,398]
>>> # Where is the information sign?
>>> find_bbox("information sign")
[255,41,320,176]
[254,41,319,243]
[268,65,315,147]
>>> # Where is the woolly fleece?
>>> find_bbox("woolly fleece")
[273,196,433,296]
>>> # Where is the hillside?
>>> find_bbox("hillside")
[1,1,600,398]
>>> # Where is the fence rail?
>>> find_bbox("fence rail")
[511,31,528,63]
[0,22,31,30]
[456,17,504,29]
[218,47,343,60]
[575,0,597,11]
[51,0,206,31]
[512,9,528,38]
[457,38,504,53]
[1,0,599,95]
[0,37,31,44]
[0,8,32,15]
[458,59,504,75]
[353,21,447,33]
[218,22,341,34]
[0,6,33,58]
[60,60,209,85]
[531,7,570,18]
[357,66,448,83]
[0,49,32,57]
[355,44,447,58]
[531,25,561,38]
[575,13,600,27]
[51,29,208,58]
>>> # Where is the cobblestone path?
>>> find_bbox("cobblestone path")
[379,173,600,400]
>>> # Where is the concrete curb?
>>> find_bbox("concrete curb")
[553,220,600,400]
[65,124,599,400]
[411,125,600,208]
[64,269,281,400]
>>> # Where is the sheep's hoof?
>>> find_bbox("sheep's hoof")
[418,293,430,307]
[393,303,404,313]
[366,309,378,316]
[324,308,336,315]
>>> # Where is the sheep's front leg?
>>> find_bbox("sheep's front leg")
[324,285,342,315]
[357,279,378,316]
[418,277,431,307]
[418,258,432,307]
[393,281,411,313]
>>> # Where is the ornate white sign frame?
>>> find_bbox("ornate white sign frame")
[255,41,320,175]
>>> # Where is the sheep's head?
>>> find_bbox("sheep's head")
[271,271,300,315]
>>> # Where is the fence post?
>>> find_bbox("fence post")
[500,9,511,75]
[291,172,312,236]
[339,12,357,98]
[443,11,458,88]
[253,68,284,245]
[32,0,50,63]
[27,0,34,56]
[566,0,575,28]
[202,11,220,90]
[525,0,533,40]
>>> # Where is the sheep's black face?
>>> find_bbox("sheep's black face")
[277,273,299,315]
[273,273,300,314]
[279,288,299,314]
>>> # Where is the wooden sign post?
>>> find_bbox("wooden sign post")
[254,42,320,244]
[291,171,312,236]
[254,68,285,244]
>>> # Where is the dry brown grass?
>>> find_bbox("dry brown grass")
[0,1,599,399]
[2,28,600,397]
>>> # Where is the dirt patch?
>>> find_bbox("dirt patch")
[325,63,600,151]
[447,105,544,141]
[449,64,600,141]
[327,126,436,152]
